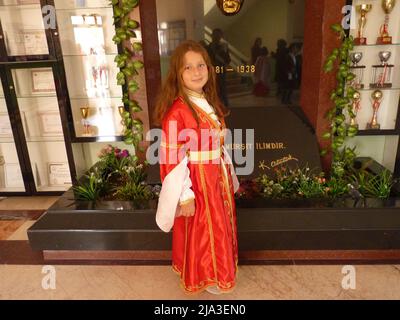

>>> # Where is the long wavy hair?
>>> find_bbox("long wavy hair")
[153,40,230,127]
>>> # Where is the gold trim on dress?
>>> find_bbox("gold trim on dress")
[160,141,185,149]
[172,264,236,295]
[179,197,195,206]
[220,159,238,264]
[199,163,219,281]
[185,88,205,99]
[179,96,225,131]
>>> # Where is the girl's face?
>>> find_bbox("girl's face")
[181,50,209,94]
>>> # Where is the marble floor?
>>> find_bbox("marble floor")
[1,265,400,299]
[1,196,400,299]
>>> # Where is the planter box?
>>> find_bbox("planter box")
[27,189,400,262]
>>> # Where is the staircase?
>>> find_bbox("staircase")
[225,71,253,97]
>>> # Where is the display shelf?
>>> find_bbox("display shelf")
[0,137,17,143]
[55,6,112,11]
[354,43,400,47]
[356,129,399,136]
[359,87,400,91]
[53,0,111,10]
[25,136,66,142]
[348,0,400,174]
[0,187,25,192]
[15,94,58,98]
[71,135,124,143]
[36,185,71,192]
[0,4,40,9]
[62,52,118,57]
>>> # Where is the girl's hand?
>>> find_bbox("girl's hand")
[179,199,195,217]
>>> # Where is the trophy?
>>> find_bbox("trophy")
[80,106,92,136]
[349,52,366,89]
[355,4,372,45]
[370,51,394,88]
[367,90,383,129]
[118,105,126,135]
[377,0,396,44]
[349,91,361,129]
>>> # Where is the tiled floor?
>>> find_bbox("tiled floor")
[0,220,26,240]
[1,196,400,299]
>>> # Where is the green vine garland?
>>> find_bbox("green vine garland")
[111,0,145,152]
[322,23,358,177]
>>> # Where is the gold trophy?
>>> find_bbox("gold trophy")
[355,4,373,45]
[118,105,126,135]
[377,0,396,44]
[80,106,91,136]
[367,90,383,130]
[350,91,361,129]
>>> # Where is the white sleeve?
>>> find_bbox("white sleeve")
[179,165,195,205]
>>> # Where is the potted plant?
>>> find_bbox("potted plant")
[73,145,159,209]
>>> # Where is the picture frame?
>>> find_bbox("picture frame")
[22,29,48,55]
[38,111,63,136]
[47,162,72,187]
[4,163,24,188]
[0,113,13,137]
[31,69,56,93]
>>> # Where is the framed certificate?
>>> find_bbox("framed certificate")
[31,69,56,93]
[0,113,13,137]
[48,162,72,186]
[38,111,63,136]
[22,29,48,55]
[4,163,24,188]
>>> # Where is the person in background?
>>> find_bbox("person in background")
[251,37,263,66]
[207,28,231,107]
[281,43,299,105]
[275,39,288,97]
[295,42,303,89]
[253,46,271,97]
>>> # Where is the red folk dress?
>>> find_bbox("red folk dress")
[157,97,239,294]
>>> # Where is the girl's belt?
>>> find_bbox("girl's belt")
[187,148,222,162]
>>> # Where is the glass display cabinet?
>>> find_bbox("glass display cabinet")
[0,0,49,58]
[0,78,25,193]
[347,0,400,174]
[54,0,125,141]
[0,0,133,195]
[11,66,72,192]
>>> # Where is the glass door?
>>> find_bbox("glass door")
[0,78,26,192]
[155,0,305,108]
[10,66,73,192]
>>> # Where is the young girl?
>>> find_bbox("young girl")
[153,40,240,295]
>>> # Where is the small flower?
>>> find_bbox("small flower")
[120,149,129,158]
[114,148,121,156]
